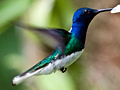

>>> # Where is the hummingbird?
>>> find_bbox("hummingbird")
[12,7,112,86]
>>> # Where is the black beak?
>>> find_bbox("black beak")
[96,8,112,13]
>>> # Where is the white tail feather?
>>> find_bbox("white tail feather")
[12,69,41,85]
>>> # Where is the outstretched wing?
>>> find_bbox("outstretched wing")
[12,23,72,85]
[15,23,71,55]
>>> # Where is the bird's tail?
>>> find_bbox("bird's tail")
[12,68,42,86]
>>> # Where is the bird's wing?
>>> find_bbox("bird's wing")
[15,23,71,55]
[12,23,72,85]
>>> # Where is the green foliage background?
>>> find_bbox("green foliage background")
[0,0,119,90]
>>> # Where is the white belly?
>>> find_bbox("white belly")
[40,49,84,74]
[54,51,83,69]
[12,50,84,85]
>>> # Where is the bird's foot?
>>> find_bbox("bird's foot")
[60,67,67,73]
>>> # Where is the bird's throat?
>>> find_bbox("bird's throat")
[71,25,88,44]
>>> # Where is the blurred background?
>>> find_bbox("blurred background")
[0,0,120,90]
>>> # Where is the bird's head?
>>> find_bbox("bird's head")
[72,8,112,26]
[71,7,112,43]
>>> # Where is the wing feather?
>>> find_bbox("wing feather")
[15,23,71,55]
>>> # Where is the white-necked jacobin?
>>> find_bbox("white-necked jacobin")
[12,7,112,85]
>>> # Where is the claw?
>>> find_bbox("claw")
[60,67,67,73]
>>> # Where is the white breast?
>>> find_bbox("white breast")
[39,49,84,75]
[12,49,84,85]
[54,50,84,69]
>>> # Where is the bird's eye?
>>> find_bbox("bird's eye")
[83,9,90,14]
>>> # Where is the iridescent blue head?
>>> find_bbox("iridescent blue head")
[71,7,112,44]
